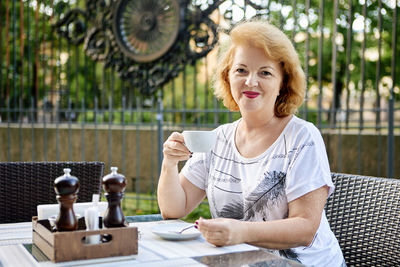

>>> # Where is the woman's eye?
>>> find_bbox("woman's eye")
[236,68,246,73]
[261,71,271,76]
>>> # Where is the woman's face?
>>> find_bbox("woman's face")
[228,45,283,115]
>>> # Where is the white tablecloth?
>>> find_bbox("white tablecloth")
[0,220,259,266]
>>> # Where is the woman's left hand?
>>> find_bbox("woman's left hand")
[195,217,245,246]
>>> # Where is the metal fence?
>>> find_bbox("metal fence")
[0,0,399,213]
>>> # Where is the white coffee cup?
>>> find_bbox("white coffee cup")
[182,130,217,153]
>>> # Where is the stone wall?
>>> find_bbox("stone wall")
[323,131,399,178]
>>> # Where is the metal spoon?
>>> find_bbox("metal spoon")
[170,224,196,234]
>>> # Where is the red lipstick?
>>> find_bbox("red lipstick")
[243,91,260,98]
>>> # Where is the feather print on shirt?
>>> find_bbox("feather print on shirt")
[243,171,286,221]
[242,170,300,262]
[219,199,244,219]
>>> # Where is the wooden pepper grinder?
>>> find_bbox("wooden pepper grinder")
[54,168,80,231]
[102,167,126,228]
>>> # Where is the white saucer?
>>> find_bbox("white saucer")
[152,223,201,241]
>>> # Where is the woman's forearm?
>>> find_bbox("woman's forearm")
[157,161,187,219]
[241,218,317,249]
[197,216,318,249]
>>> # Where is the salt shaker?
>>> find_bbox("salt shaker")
[102,167,126,228]
[54,168,80,231]
[85,194,101,244]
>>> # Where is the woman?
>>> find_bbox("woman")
[158,20,345,266]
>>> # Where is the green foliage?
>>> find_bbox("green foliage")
[1,1,399,122]
[121,193,160,216]
[298,107,324,126]
[182,202,212,223]
[121,192,211,223]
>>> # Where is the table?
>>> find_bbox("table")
[0,218,303,267]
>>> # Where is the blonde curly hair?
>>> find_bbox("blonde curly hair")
[214,20,305,117]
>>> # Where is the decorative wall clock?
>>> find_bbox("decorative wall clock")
[54,0,223,95]
[112,0,181,63]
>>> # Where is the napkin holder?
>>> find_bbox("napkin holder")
[32,216,138,263]
[37,202,108,220]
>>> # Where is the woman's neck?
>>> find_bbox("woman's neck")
[234,114,293,158]
[239,112,277,133]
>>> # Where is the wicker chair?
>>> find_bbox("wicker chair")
[325,173,400,266]
[0,162,105,223]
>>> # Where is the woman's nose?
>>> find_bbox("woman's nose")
[245,75,258,87]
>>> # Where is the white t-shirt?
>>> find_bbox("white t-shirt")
[181,115,345,267]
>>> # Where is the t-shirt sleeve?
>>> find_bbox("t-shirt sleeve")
[285,125,334,202]
[180,152,209,190]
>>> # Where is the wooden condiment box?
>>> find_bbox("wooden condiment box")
[32,216,138,263]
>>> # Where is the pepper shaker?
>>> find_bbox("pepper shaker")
[102,167,126,228]
[54,168,80,231]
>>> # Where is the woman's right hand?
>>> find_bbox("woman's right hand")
[162,132,192,167]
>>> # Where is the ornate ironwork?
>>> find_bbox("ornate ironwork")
[54,0,224,95]
[113,0,181,63]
